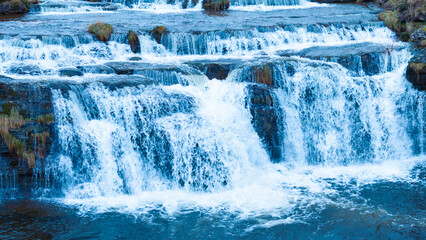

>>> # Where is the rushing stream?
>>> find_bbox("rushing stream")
[0,0,424,239]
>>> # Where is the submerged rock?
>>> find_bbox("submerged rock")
[202,0,229,11]
[406,48,426,90]
[77,65,115,74]
[59,67,84,77]
[129,57,142,61]
[127,31,141,54]
[182,0,198,9]
[0,0,29,14]
[88,21,113,42]
[105,61,179,75]
[8,65,42,75]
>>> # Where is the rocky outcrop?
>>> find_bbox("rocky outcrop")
[127,31,141,54]
[410,26,426,47]
[406,48,426,90]
[0,0,29,14]
[202,0,229,11]
[88,21,113,42]
[151,26,166,44]
[377,0,425,41]
[247,85,282,162]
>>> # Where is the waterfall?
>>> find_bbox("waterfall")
[0,0,424,233]
[0,23,399,78]
[32,0,307,13]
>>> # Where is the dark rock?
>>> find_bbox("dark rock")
[406,48,426,90]
[0,0,29,14]
[127,31,141,54]
[246,84,282,162]
[185,59,245,80]
[361,52,381,76]
[8,65,42,75]
[203,64,231,80]
[202,0,230,11]
[151,26,166,44]
[189,62,236,80]
[59,67,84,77]
[182,0,198,8]
[77,65,115,74]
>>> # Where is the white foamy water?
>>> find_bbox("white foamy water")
[46,55,425,222]
[33,0,315,13]
[0,23,401,78]
[0,0,422,228]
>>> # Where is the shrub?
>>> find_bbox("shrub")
[88,21,113,42]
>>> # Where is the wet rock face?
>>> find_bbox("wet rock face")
[238,64,274,86]
[247,85,282,162]
[202,0,230,11]
[0,81,56,174]
[406,48,426,90]
[0,76,159,174]
[0,0,29,14]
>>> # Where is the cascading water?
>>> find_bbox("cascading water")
[32,0,309,12]
[0,23,400,78]
[0,0,424,238]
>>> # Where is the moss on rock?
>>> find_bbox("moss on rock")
[377,0,425,44]
[88,21,113,42]
[406,48,426,90]
[127,31,141,54]
[253,64,273,86]
[0,107,53,169]
[151,26,166,44]
[0,0,29,14]
[202,0,230,11]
